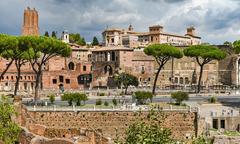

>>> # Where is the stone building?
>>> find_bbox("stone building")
[42,42,92,90]
[91,46,134,87]
[0,7,92,93]
[91,47,155,88]
[102,24,201,48]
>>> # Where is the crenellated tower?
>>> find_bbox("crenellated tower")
[22,7,39,36]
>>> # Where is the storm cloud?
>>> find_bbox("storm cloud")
[0,0,239,44]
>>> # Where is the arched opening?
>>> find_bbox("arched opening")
[180,77,184,84]
[174,77,178,84]
[104,65,113,75]
[185,77,189,84]
[59,84,64,92]
[83,65,87,71]
[68,62,74,70]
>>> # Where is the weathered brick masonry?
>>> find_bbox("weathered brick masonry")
[21,107,199,141]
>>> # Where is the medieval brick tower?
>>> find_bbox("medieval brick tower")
[22,7,39,36]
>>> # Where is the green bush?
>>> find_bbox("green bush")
[171,91,189,105]
[104,101,109,106]
[112,98,118,106]
[99,92,105,96]
[62,93,88,106]
[62,93,73,106]
[193,136,213,144]
[96,99,102,105]
[49,94,55,104]
[209,96,217,103]
[134,91,153,105]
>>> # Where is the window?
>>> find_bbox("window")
[220,120,225,129]
[59,76,64,83]
[52,79,57,84]
[66,79,70,84]
[11,76,13,80]
[174,77,178,84]
[180,77,184,84]
[141,66,145,74]
[213,119,218,129]
[83,65,87,71]
[88,54,92,61]
[185,77,189,84]
[68,62,75,70]
[111,51,115,61]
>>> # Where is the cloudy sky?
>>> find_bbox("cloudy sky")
[0,0,240,44]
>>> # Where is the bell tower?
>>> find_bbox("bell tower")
[22,7,39,36]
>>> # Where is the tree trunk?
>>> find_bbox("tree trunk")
[14,60,21,96]
[0,59,13,82]
[152,66,162,95]
[197,65,204,93]
[34,72,41,104]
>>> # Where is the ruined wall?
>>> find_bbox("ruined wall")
[213,135,240,144]
[19,126,109,144]
[22,109,199,141]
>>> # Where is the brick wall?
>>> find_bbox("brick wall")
[21,108,199,141]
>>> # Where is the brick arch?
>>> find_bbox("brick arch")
[104,65,113,75]
[68,62,75,70]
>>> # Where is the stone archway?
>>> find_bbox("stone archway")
[104,65,113,75]
[68,62,75,70]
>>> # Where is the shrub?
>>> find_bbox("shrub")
[99,92,105,96]
[96,99,102,105]
[49,94,55,104]
[134,91,153,105]
[171,91,189,105]
[209,96,217,103]
[62,93,73,106]
[62,93,88,106]
[112,98,118,106]
[104,101,109,106]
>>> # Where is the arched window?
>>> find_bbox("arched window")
[104,65,113,75]
[180,77,184,84]
[83,65,87,71]
[185,77,189,84]
[68,62,75,70]
[174,77,178,84]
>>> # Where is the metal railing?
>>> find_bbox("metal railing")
[25,105,199,112]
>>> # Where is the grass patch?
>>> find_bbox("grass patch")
[224,131,240,136]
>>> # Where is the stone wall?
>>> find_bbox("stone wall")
[19,126,109,144]
[21,107,199,141]
[213,135,240,144]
